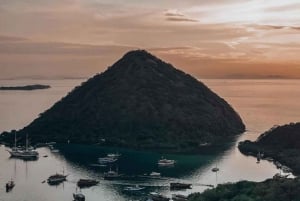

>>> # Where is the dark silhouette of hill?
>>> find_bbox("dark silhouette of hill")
[239,122,300,174]
[189,177,300,201]
[1,50,245,152]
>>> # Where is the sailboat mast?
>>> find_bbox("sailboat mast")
[14,131,16,149]
[26,133,28,151]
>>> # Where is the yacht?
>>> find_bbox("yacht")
[158,158,175,166]
[103,167,122,180]
[107,153,121,158]
[123,185,145,192]
[47,173,68,185]
[7,133,39,159]
[150,172,161,177]
[98,157,118,164]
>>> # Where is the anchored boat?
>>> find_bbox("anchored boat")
[77,179,99,188]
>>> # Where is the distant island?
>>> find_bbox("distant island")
[239,122,300,175]
[0,84,50,91]
[0,50,245,153]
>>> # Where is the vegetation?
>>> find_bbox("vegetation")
[239,122,300,175]
[188,178,300,201]
[0,50,245,152]
[0,84,50,90]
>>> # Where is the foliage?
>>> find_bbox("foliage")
[0,50,245,152]
[188,178,300,201]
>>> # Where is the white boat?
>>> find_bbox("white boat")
[107,153,121,158]
[7,133,39,159]
[158,158,175,166]
[150,172,161,177]
[123,185,145,191]
[103,167,122,180]
[98,157,118,164]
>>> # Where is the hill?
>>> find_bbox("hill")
[239,122,300,174]
[1,50,245,152]
[189,177,300,201]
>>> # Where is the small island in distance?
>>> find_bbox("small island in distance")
[0,84,51,91]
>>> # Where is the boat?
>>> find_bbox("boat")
[170,182,192,190]
[98,157,118,164]
[77,179,99,188]
[48,145,59,153]
[265,157,273,162]
[158,158,175,166]
[107,153,121,158]
[5,180,15,192]
[73,192,85,201]
[282,165,292,173]
[172,194,188,201]
[211,167,219,172]
[149,192,170,201]
[123,185,145,192]
[47,173,68,185]
[274,161,283,169]
[256,151,261,163]
[8,134,39,160]
[273,173,290,180]
[103,167,122,180]
[150,172,161,177]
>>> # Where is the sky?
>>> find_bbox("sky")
[0,0,300,79]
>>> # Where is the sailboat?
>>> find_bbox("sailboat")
[211,163,219,172]
[7,133,39,159]
[5,179,15,192]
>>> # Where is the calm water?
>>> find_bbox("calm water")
[1,79,300,201]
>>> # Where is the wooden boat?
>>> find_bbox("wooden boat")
[150,192,170,201]
[5,180,15,192]
[47,173,67,185]
[170,182,192,190]
[211,167,219,172]
[77,179,99,188]
[172,194,188,201]
[73,192,85,201]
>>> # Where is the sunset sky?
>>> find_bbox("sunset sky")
[0,0,300,79]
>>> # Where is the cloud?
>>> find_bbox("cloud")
[164,9,198,22]
[249,24,300,31]
[165,17,198,22]
[164,9,184,17]
[265,3,300,12]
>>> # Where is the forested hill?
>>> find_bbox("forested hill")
[1,50,245,152]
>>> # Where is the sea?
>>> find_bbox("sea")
[1,78,300,201]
